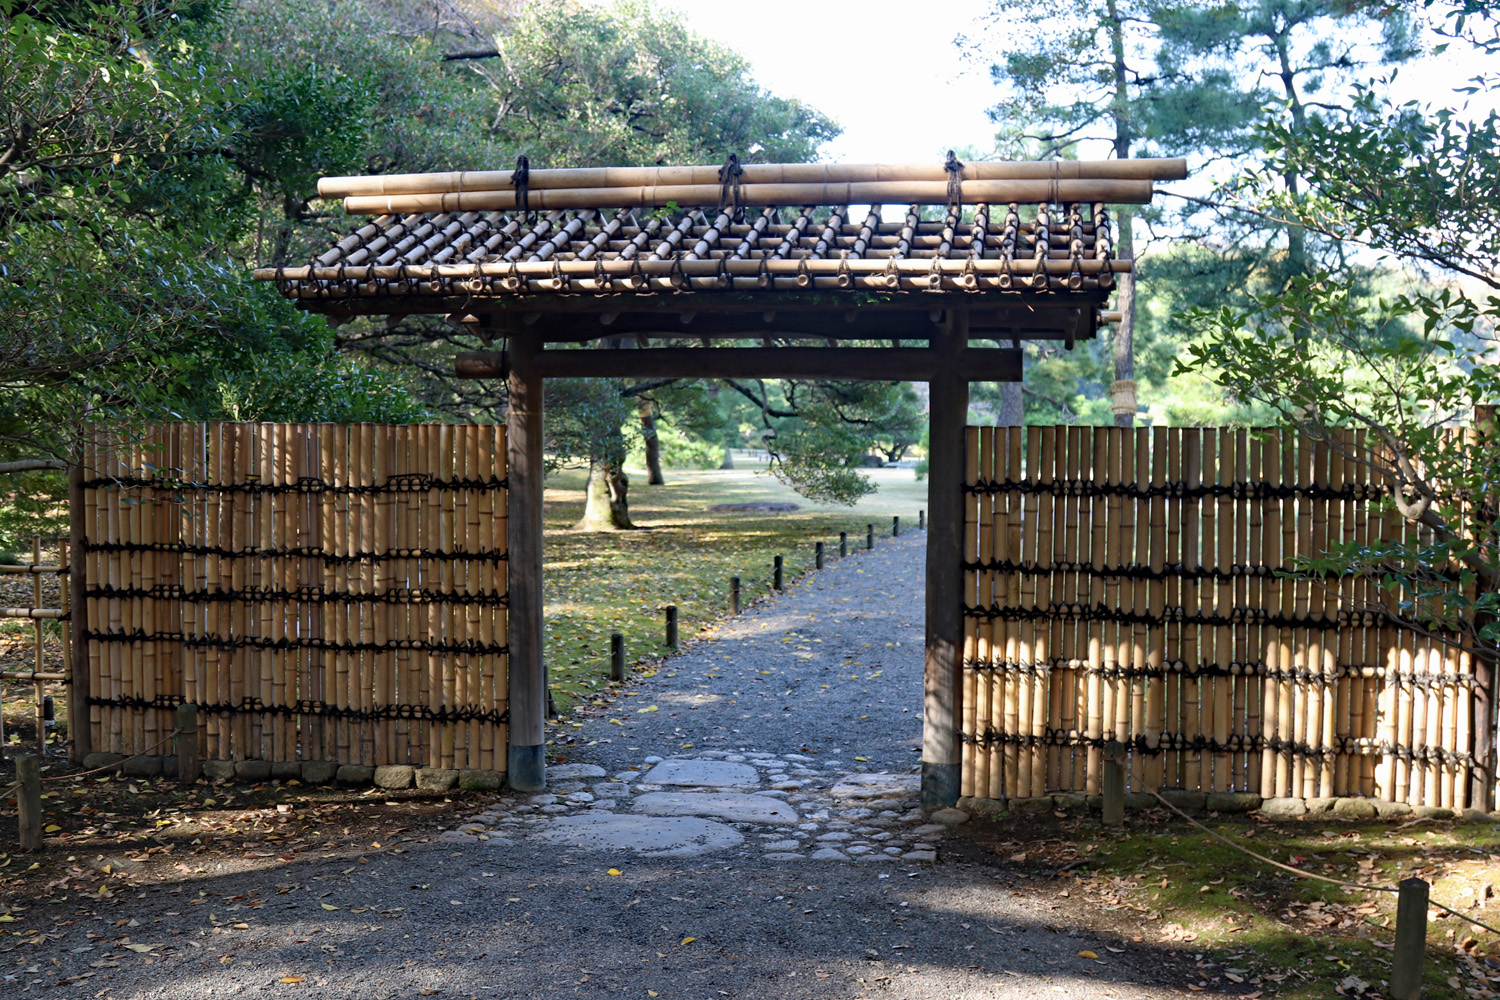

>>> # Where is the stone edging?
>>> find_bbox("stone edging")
[959,792,1500,824]
[79,752,504,792]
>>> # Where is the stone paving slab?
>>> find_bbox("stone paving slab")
[639,759,759,788]
[631,790,800,825]
[530,813,745,857]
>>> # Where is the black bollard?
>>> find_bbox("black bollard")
[815,541,824,570]
[918,509,925,530]
[665,605,679,649]
[866,524,874,550]
[839,531,847,558]
[610,632,626,682]
[773,555,784,591]
[892,515,900,537]
[730,577,741,614]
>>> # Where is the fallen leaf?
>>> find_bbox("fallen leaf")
[320,904,339,911]
[1077,950,1098,959]
[123,944,156,954]
[607,868,622,877]
[854,756,869,762]
[637,705,658,713]
[681,936,696,946]
[280,976,305,984]
[44,824,61,833]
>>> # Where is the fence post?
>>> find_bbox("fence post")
[815,541,825,570]
[610,632,625,682]
[729,577,741,615]
[1101,740,1125,827]
[866,524,874,550]
[1391,877,1429,999]
[16,753,41,852]
[839,531,847,558]
[892,515,900,537]
[175,703,200,786]
[665,606,679,649]
[773,555,784,591]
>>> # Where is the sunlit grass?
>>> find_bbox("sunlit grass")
[541,462,929,712]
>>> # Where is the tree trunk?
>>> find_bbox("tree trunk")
[639,397,665,485]
[1106,0,1136,428]
[1000,337,1023,426]
[1112,265,1137,427]
[576,459,636,530]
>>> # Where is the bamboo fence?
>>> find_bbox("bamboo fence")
[79,422,508,769]
[0,536,70,758]
[961,425,1485,810]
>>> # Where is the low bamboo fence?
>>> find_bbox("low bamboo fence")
[961,425,1487,810]
[80,423,509,770]
[0,535,70,759]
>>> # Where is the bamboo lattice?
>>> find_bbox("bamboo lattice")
[961,426,1482,809]
[80,422,508,769]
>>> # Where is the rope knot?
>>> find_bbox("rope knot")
[511,154,531,222]
[944,149,965,209]
[717,153,744,221]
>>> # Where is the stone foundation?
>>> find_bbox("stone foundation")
[80,752,500,791]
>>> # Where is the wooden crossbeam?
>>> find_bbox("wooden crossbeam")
[454,346,1022,382]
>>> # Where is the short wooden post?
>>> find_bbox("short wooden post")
[839,531,848,558]
[918,509,925,530]
[665,606,678,649]
[610,632,625,682]
[815,541,825,570]
[866,524,874,550]
[1391,877,1429,999]
[773,555,783,591]
[1102,740,1125,827]
[892,515,900,537]
[175,703,200,785]
[16,754,41,851]
[729,577,741,615]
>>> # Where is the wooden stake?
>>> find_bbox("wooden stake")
[16,754,41,851]
[1391,877,1429,1000]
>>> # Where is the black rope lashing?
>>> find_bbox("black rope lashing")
[963,558,1329,582]
[87,693,509,726]
[82,542,507,565]
[81,475,507,496]
[512,154,530,222]
[956,728,1481,768]
[717,152,744,221]
[961,601,1458,633]
[85,629,510,658]
[961,657,1480,689]
[84,584,509,608]
[962,477,1387,501]
[944,150,964,210]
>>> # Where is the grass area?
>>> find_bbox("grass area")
[541,461,928,714]
[965,808,1500,998]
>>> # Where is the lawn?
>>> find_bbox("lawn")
[963,805,1500,999]
[540,460,929,713]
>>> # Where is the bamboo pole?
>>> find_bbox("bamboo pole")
[988,426,1011,801]
[962,427,981,799]
[496,422,510,775]
[1214,428,1234,792]
[1099,429,1122,792]
[359,423,379,765]
[337,178,1159,216]
[1144,427,1167,792]
[394,425,416,765]
[1331,429,1352,796]
[319,158,1189,198]
[1163,428,1183,789]
[476,423,496,772]
[1058,427,1080,792]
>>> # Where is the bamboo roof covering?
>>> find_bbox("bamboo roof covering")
[252,157,1185,327]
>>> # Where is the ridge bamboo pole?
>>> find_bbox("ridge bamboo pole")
[318,158,1189,198]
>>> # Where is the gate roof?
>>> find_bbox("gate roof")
[252,157,1185,346]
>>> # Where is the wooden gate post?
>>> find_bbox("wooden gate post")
[922,309,970,809]
[506,331,547,791]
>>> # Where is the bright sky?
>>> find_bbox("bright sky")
[663,0,1493,166]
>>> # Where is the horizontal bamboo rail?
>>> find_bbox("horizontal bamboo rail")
[0,564,66,575]
[1,607,64,620]
[319,158,1189,198]
[0,671,66,682]
[339,178,1157,215]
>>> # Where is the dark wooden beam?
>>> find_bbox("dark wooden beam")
[505,331,546,791]
[455,347,1021,382]
[922,311,969,809]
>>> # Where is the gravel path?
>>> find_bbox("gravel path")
[11,533,1232,999]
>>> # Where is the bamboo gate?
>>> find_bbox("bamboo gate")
[78,422,509,772]
[961,425,1493,810]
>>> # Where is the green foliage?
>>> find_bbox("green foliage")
[480,0,838,166]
